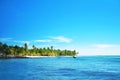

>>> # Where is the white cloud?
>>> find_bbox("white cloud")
[13,40,30,45]
[0,38,30,45]
[0,36,72,44]
[78,48,120,56]
[33,40,51,43]
[76,44,120,56]
[51,36,72,43]
[13,39,51,46]
[93,44,118,48]
[0,38,13,41]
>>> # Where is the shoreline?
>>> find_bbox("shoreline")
[0,55,120,59]
[0,55,75,59]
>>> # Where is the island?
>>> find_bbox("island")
[0,42,78,58]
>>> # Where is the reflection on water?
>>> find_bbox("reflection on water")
[0,56,120,80]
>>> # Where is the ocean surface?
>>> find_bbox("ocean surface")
[0,56,120,80]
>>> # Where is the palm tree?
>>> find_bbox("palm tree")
[24,43,28,55]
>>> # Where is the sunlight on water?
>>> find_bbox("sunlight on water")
[0,56,120,80]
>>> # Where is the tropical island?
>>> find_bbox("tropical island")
[0,42,78,58]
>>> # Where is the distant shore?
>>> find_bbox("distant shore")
[0,55,75,59]
[26,56,72,57]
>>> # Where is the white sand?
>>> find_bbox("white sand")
[25,56,74,58]
[25,56,56,58]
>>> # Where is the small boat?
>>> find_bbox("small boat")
[73,56,76,58]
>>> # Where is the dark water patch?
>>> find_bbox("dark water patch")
[58,68,76,71]
[99,56,120,63]
[46,73,61,76]
[57,69,83,77]
[62,73,76,76]
[80,70,120,78]
[56,68,81,77]
[108,59,120,63]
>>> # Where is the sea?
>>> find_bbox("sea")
[0,56,120,80]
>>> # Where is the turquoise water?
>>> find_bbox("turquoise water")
[0,56,120,80]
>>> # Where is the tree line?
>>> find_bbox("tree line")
[0,42,78,57]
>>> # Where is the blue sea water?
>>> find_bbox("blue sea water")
[0,56,120,80]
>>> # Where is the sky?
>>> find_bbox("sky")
[0,0,120,56]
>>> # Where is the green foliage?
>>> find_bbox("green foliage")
[0,42,78,57]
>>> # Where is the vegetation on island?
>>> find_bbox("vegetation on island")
[0,42,78,58]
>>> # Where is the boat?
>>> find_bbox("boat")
[73,56,76,58]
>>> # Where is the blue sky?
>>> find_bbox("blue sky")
[0,0,120,55]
